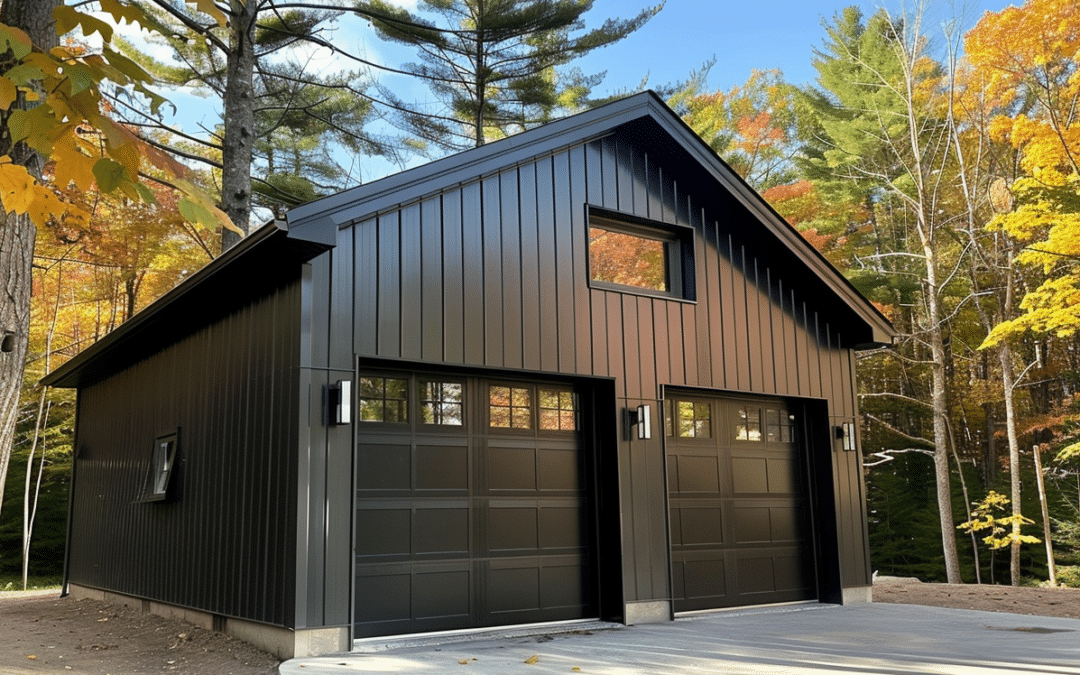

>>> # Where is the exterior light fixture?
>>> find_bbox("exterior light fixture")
[626,404,652,440]
[836,422,856,451]
[328,380,352,425]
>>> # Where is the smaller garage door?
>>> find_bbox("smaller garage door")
[352,371,597,637]
[667,394,816,612]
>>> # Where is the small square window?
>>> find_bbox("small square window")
[587,209,694,300]
[359,377,408,423]
[735,408,762,442]
[420,380,464,425]
[676,401,711,438]
[539,389,576,431]
[765,409,796,443]
[146,431,178,502]
[490,385,532,429]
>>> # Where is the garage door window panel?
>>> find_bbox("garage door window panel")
[359,376,409,423]
[420,380,464,426]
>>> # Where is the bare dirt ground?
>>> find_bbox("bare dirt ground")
[0,592,280,675]
[3,581,1080,675]
[872,576,1080,620]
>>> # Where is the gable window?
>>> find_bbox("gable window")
[587,208,694,300]
[146,431,178,501]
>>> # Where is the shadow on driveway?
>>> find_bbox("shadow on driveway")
[281,603,1080,674]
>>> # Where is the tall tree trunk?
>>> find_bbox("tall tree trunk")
[0,0,62,537]
[997,257,1024,586]
[473,0,486,147]
[1032,443,1057,586]
[1001,340,1022,586]
[220,0,258,249]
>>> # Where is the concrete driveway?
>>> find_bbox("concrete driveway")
[280,603,1080,674]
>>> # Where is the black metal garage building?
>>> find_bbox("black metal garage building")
[44,91,893,658]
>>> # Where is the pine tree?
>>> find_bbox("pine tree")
[798,6,966,583]
[114,2,414,245]
[356,0,662,150]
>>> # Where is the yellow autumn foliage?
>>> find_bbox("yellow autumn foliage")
[0,4,235,234]
[967,0,1080,347]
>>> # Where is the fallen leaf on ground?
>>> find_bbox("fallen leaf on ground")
[525,654,539,664]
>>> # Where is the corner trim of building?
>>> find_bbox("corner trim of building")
[65,584,349,659]
[624,600,672,625]
[841,586,872,604]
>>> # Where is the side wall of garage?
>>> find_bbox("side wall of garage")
[65,276,304,626]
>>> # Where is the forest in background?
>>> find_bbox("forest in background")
[1,0,1078,591]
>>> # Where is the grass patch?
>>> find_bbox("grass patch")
[0,574,63,593]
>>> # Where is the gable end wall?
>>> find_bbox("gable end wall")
[324,132,870,610]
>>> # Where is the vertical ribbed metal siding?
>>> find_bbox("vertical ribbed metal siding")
[344,133,871,603]
[67,278,302,626]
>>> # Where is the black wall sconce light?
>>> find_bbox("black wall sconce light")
[626,404,652,440]
[327,380,352,425]
[835,422,856,451]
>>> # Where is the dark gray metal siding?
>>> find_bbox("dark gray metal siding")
[66,277,302,626]
[330,130,871,608]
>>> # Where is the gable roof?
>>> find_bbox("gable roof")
[45,91,892,390]
[289,90,893,348]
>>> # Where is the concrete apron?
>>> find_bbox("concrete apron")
[279,603,1080,674]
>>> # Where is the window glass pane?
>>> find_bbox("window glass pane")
[491,385,532,429]
[677,400,710,438]
[153,440,173,494]
[735,408,761,441]
[512,406,531,428]
[781,413,796,443]
[766,408,780,443]
[358,376,409,423]
[746,408,762,441]
[490,405,511,428]
[589,226,669,292]
[420,381,463,426]
[539,389,575,431]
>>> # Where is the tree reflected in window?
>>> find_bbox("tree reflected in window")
[589,226,669,292]
[420,381,463,425]
[359,377,408,423]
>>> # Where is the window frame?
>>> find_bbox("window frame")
[417,378,466,428]
[144,429,179,502]
[357,374,411,426]
[586,206,696,302]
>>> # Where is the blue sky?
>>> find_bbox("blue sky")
[114,0,1022,187]
[572,0,1019,94]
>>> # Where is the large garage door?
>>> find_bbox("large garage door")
[353,371,596,638]
[666,394,816,612]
